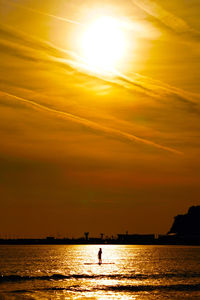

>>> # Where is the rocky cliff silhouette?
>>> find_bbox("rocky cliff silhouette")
[169,206,200,236]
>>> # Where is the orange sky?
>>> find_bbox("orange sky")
[0,0,200,238]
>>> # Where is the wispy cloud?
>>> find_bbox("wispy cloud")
[2,0,81,25]
[1,1,199,112]
[119,72,200,113]
[1,23,199,117]
[0,23,78,60]
[131,0,199,37]
[0,91,182,155]
[1,4,199,157]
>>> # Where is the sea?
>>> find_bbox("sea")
[0,245,200,299]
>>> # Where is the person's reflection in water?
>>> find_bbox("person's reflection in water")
[98,248,102,265]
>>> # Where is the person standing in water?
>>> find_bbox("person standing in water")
[98,248,102,265]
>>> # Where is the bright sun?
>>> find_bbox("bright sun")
[80,16,126,74]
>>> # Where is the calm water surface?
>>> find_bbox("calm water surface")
[0,245,200,299]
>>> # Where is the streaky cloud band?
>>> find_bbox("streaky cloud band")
[0,91,183,155]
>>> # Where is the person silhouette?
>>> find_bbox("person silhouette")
[98,248,102,265]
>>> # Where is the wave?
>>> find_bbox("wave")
[103,284,200,292]
[8,284,200,294]
[1,272,200,283]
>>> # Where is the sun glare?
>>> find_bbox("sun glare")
[80,16,126,74]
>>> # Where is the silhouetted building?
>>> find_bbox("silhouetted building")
[46,236,55,241]
[117,234,155,244]
[84,232,89,241]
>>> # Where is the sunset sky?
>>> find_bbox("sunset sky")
[0,0,200,238]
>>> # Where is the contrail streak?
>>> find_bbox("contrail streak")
[2,0,81,25]
[2,0,199,107]
[0,91,183,155]
[0,21,198,112]
[131,0,192,33]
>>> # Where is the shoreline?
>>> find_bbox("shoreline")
[1,239,200,246]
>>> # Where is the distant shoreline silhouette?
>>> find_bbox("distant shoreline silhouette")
[1,206,200,246]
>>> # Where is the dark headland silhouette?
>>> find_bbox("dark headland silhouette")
[1,206,200,245]
[169,206,200,236]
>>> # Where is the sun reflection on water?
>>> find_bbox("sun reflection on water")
[1,245,200,299]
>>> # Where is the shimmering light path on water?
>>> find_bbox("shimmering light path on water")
[0,245,200,299]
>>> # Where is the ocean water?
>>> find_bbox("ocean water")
[0,245,200,299]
